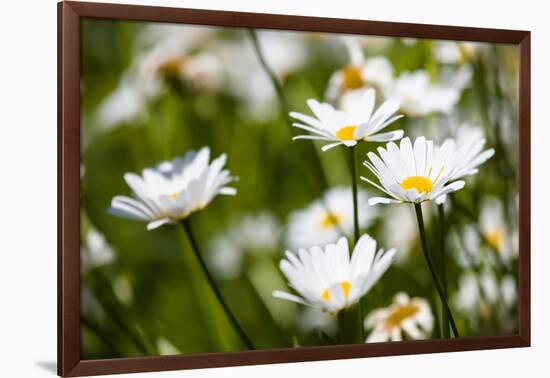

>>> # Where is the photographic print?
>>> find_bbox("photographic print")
[77,13,523,362]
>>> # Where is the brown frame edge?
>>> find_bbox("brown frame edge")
[58,1,531,376]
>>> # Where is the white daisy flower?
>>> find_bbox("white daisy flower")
[273,235,396,314]
[385,70,460,116]
[286,186,375,250]
[434,41,480,65]
[325,38,394,101]
[435,124,495,204]
[362,137,466,205]
[208,212,282,279]
[290,88,403,152]
[364,292,434,342]
[135,24,220,98]
[96,77,145,129]
[453,269,517,325]
[137,42,224,98]
[221,31,308,121]
[109,147,237,230]
[458,199,518,267]
[81,228,115,273]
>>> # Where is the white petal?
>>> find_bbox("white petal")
[147,218,172,230]
[365,130,404,142]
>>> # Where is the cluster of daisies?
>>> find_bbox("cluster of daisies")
[105,34,503,344]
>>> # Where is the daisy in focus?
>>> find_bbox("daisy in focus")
[364,292,434,342]
[273,235,396,314]
[109,147,236,230]
[435,124,495,204]
[325,38,394,102]
[289,88,403,151]
[362,136,466,205]
[286,186,375,250]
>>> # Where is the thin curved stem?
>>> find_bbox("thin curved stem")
[181,219,254,349]
[437,203,450,338]
[414,203,459,338]
[348,145,364,341]
[350,146,360,244]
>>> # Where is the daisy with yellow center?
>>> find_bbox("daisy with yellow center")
[325,38,395,102]
[273,235,396,314]
[364,292,434,342]
[361,137,466,205]
[286,186,374,250]
[460,198,518,267]
[109,147,237,230]
[289,88,404,152]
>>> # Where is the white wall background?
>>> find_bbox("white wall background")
[0,0,546,376]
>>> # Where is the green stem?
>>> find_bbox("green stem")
[81,315,123,356]
[350,146,360,244]
[413,203,459,338]
[348,145,364,341]
[181,219,254,349]
[247,28,329,192]
[437,204,450,338]
[337,309,356,344]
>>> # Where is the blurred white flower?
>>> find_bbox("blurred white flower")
[381,205,426,265]
[362,137,465,205]
[97,78,144,129]
[255,30,309,78]
[434,41,479,64]
[365,292,434,342]
[435,124,495,204]
[156,337,181,356]
[325,38,394,101]
[286,186,375,250]
[460,199,518,267]
[385,71,460,116]
[297,307,337,333]
[439,65,473,91]
[273,235,395,314]
[400,38,418,46]
[109,147,236,230]
[208,212,282,279]
[81,228,115,273]
[136,40,224,98]
[221,31,308,121]
[453,269,517,316]
[290,88,403,151]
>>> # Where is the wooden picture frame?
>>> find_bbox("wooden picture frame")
[58,1,531,376]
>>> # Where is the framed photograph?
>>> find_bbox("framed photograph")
[58,1,530,376]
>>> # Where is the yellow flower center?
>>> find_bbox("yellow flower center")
[320,212,342,229]
[341,64,364,90]
[159,58,183,77]
[400,176,433,194]
[335,125,357,141]
[384,303,419,330]
[170,192,178,199]
[321,281,352,301]
[485,228,504,251]
[458,44,475,63]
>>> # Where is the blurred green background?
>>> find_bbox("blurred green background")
[80,19,519,359]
